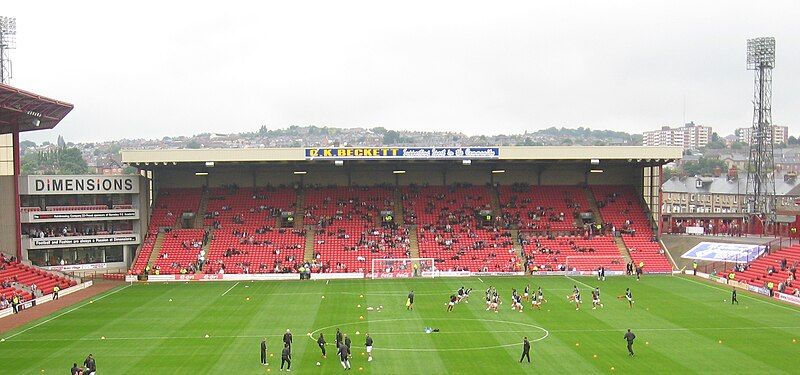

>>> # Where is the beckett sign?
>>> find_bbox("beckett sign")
[305,147,500,160]
[21,175,139,195]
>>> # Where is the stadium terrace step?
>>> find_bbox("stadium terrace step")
[145,232,167,272]
[196,189,209,229]
[304,225,316,262]
[393,188,405,226]
[408,225,420,259]
[613,236,633,264]
[510,229,524,260]
[294,189,305,229]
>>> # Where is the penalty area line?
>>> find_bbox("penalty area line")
[564,275,595,290]
[2,284,132,342]
[220,281,240,297]
[675,276,800,313]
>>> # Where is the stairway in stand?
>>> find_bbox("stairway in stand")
[489,186,502,218]
[408,225,420,258]
[145,232,167,272]
[304,225,316,261]
[586,187,632,264]
[195,189,209,229]
[510,228,524,265]
[294,188,305,229]
[584,187,603,225]
[613,236,633,264]
[393,188,405,226]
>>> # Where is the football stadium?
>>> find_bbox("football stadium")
[2,5,800,375]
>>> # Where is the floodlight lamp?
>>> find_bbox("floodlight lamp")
[590,159,600,165]
[293,171,307,175]
[195,172,208,176]
[747,37,775,69]
[491,170,506,174]
[205,161,215,167]
[0,17,16,34]
[393,170,406,174]
[335,160,344,166]
[462,159,472,165]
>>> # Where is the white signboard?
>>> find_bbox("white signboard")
[21,175,139,195]
[681,242,766,263]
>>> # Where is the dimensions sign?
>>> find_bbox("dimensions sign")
[305,147,500,160]
[21,175,139,195]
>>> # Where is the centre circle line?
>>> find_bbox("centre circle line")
[307,318,549,352]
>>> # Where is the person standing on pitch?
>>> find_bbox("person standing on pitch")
[338,342,351,370]
[731,287,739,305]
[283,329,293,349]
[260,338,268,366]
[317,333,327,358]
[407,290,415,310]
[336,328,343,348]
[365,333,374,362]
[624,329,636,356]
[281,343,292,371]
[344,334,352,355]
[83,354,96,375]
[519,337,531,363]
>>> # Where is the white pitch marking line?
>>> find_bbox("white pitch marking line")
[2,284,132,342]
[221,281,240,297]
[9,325,800,343]
[478,277,484,283]
[564,275,595,290]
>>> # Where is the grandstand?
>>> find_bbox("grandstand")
[724,244,800,295]
[120,146,680,277]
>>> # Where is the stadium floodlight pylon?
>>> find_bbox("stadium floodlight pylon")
[371,258,436,279]
[0,16,16,84]
[744,37,777,224]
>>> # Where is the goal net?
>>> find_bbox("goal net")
[564,256,626,272]
[370,258,436,279]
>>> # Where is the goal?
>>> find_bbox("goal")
[564,256,626,272]
[370,258,436,279]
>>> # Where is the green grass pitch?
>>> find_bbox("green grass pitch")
[1,275,798,374]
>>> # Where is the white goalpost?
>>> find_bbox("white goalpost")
[370,258,437,279]
[564,256,626,272]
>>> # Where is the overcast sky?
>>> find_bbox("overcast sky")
[6,0,800,144]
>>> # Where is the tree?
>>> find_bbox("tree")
[21,147,88,175]
[730,141,746,150]
[383,130,400,145]
[683,157,727,176]
[788,136,798,146]
[185,140,203,149]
